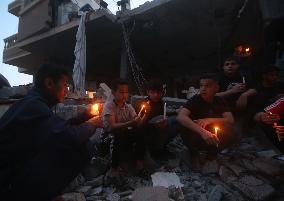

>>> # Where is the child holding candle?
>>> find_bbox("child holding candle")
[177,73,236,166]
[136,79,179,159]
[250,66,284,112]
[254,97,284,152]
[216,56,256,111]
[102,79,147,185]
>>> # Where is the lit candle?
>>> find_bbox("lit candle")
[214,127,219,136]
[242,76,246,84]
[214,127,219,148]
[268,112,281,141]
[138,104,145,117]
[163,102,167,120]
[91,103,99,116]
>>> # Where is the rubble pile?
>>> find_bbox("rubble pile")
[60,135,284,201]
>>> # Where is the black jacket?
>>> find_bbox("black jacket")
[0,87,96,191]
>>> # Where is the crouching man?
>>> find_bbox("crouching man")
[0,63,102,201]
[177,74,236,165]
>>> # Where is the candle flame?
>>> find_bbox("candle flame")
[91,104,99,115]
[214,127,219,135]
[245,48,250,52]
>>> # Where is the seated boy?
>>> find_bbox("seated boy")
[254,97,284,153]
[102,79,147,182]
[177,73,236,164]
[136,79,178,158]
[253,65,284,110]
[216,57,256,111]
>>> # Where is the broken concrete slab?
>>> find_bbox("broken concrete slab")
[84,175,104,187]
[252,158,283,176]
[218,166,237,183]
[241,159,258,172]
[132,186,171,201]
[168,186,185,201]
[62,192,86,201]
[151,172,184,188]
[256,150,278,158]
[202,160,219,175]
[230,176,275,201]
[208,185,224,201]
[87,186,103,196]
[75,186,92,195]
[223,163,246,176]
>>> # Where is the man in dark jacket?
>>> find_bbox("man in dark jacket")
[0,63,101,201]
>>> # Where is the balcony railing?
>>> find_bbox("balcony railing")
[4,34,18,49]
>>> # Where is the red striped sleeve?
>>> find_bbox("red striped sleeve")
[264,97,284,115]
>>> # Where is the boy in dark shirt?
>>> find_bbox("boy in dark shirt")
[137,79,178,157]
[177,73,236,163]
[253,66,284,110]
[217,57,256,111]
[254,97,284,153]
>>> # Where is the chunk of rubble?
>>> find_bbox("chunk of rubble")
[230,175,275,201]
[87,186,103,196]
[241,159,258,172]
[65,174,86,192]
[75,186,92,194]
[62,192,86,201]
[132,186,171,201]
[168,186,185,201]
[256,150,278,158]
[202,160,219,175]
[252,158,283,176]
[84,175,104,187]
[223,163,246,176]
[151,172,184,188]
[218,166,237,183]
[208,185,224,201]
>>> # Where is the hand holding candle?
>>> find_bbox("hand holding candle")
[267,111,282,141]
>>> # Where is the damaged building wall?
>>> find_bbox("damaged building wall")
[18,0,51,41]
